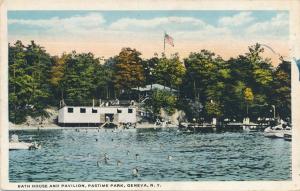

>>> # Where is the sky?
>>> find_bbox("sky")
[8,10,289,65]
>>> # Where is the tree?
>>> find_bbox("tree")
[246,44,273,105]
[9,40,52,123]
[50,53,70,101]
[147,89,177,115]
[9,41,28,123]
[182,50,228,121]
[61,52,100,105]
[143,54,159,86]
[222,44,275,120]
[204,101,222,119]
[94,64,115,99]
[183,50,225,101]
[114,48,145,91]
[244,87,254,116]
[25,41,52,107]
[271,59,291,121]
[153,53,186,88]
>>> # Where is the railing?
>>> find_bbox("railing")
[59,99,135,108]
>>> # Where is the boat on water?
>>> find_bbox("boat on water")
[9,134,41,150]
[283,131,292,141]
[264,124,291,138]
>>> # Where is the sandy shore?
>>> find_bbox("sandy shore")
[9,123,63,131]
[9,123,178,131]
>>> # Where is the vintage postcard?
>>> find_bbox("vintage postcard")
[1,0,300,190]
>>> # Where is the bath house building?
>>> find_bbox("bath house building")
[58,105,137,127]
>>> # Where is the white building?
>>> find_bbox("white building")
[58,105,137,127]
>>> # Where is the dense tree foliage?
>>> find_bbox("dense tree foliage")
[9,41,52,123]
[114,48,144,91]
[271,59,291,120]
[8,41,291,123]
[153,53,186,88]
[147,90,177,115]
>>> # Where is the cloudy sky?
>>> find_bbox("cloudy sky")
[8,10,289,65]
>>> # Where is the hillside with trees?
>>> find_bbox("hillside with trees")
[9,40,291,124]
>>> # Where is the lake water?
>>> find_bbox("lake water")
[9,128,291,182]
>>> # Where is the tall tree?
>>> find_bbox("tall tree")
[25,41,52,108]
[94,64,115,99]
[9,40,52,123]
[143,54,159,86]
[50,53,70,102]
[61,52,99,105]
[153,53,186,88]
[244,87,254,116]
[9,41,28,123]
[114,48,145,91]
[183,50,224,101]
[272,59,291,120]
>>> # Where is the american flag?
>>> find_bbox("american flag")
[164,33,174,47]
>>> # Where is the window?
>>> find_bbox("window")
[117,109,122,113]
[128,108,133,113]
[80,108,86,113]
[68,108,74,113]
[92,108,97,113]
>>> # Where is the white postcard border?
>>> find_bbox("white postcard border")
[1,0,300,190]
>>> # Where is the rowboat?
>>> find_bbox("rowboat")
[9,134,41,150]
[264,124,291,138]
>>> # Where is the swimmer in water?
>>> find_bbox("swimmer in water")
[117,160,122,166]
[103,153,109,164]
[132,167,139,177]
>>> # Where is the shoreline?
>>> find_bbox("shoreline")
[9,123,178,131]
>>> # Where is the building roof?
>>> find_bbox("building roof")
[132,84,177,92]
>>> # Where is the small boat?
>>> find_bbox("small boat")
[284,131,292,141]
[9,134,41,150]
[264,124,291,138]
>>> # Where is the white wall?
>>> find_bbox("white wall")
[58,106,136,124]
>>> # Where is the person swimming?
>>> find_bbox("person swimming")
[103,153,109,164]
[117,160,122,166]
[132,167,139,177]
